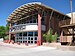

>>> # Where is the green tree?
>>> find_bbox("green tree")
[5,26,9,32]
[0,26,6,38]
[0,26,9,39]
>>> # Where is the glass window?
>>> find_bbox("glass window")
[25,38,27,40]
[28,41,30,43]
[35,41,37,43]
[20,38,22,39]
[17,38,18,40]
[35,37,37,40]
[31,41,33,43]
[16,33,19,37]
[33,19,36,23]
[23,41,25,43]
[42,17,45,25]
[34,31,38,36]
[31,38,33,40]
[23,32,27,36]
[41,17,44,21]
[19,32,22,36]
[28,32,33,36]
[28,37,30,40]
[30,20,32,23]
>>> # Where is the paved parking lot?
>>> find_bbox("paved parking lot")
[0,45,75,56]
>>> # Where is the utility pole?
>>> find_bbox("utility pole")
[70,0,73,24]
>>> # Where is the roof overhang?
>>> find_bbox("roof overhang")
[7,2,71,23]
[60,23,75,29]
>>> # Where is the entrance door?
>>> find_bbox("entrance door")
[34,37,38,44]
[28,36,38,44]
[28,37,34,44]
[15,31,38,44]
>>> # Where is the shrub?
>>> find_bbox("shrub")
[52,32,57,42]
[43,34,47,42]
[46,29,53,42]
[4,36,9,40]
[43,29,58,43]
[43,28,53,42]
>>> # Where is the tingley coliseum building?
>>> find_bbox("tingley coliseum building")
[7,2,71,45]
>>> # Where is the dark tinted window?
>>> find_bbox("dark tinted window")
[31,38,33,40]
[35,41,37,43]
[23,32,27,36]
[16,33,19,37]
[33,19,36,23]
[19,32,22,36]
[28,32,33,36]
[34,31,38,36]
[31,41,33,43]
[35,37,37,40]
[28,37,30,40]
[30,21,32,23]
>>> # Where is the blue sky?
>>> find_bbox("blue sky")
[0,0,75,26]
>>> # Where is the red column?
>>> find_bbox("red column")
[37,12,42,45]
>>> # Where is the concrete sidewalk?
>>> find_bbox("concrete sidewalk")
[0,44,75,56]
[0,42,37,48]
[43,43,75,51]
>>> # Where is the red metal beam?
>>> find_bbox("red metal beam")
[38,11,42,45]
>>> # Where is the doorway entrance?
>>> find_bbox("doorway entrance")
[15,31,38,44]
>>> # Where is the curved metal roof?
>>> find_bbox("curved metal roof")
[7,2,70,22]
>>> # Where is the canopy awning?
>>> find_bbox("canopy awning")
[7,2,71,23]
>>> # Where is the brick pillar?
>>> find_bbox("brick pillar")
[38,12,42,45]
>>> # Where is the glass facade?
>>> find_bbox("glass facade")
[11,10,46,44]
[28,32,33,36]
[15,31,38,44]
[14,14,38,25]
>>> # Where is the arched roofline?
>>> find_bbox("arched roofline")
[7,2,71,22]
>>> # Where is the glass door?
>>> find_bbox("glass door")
[28,36,34,44]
